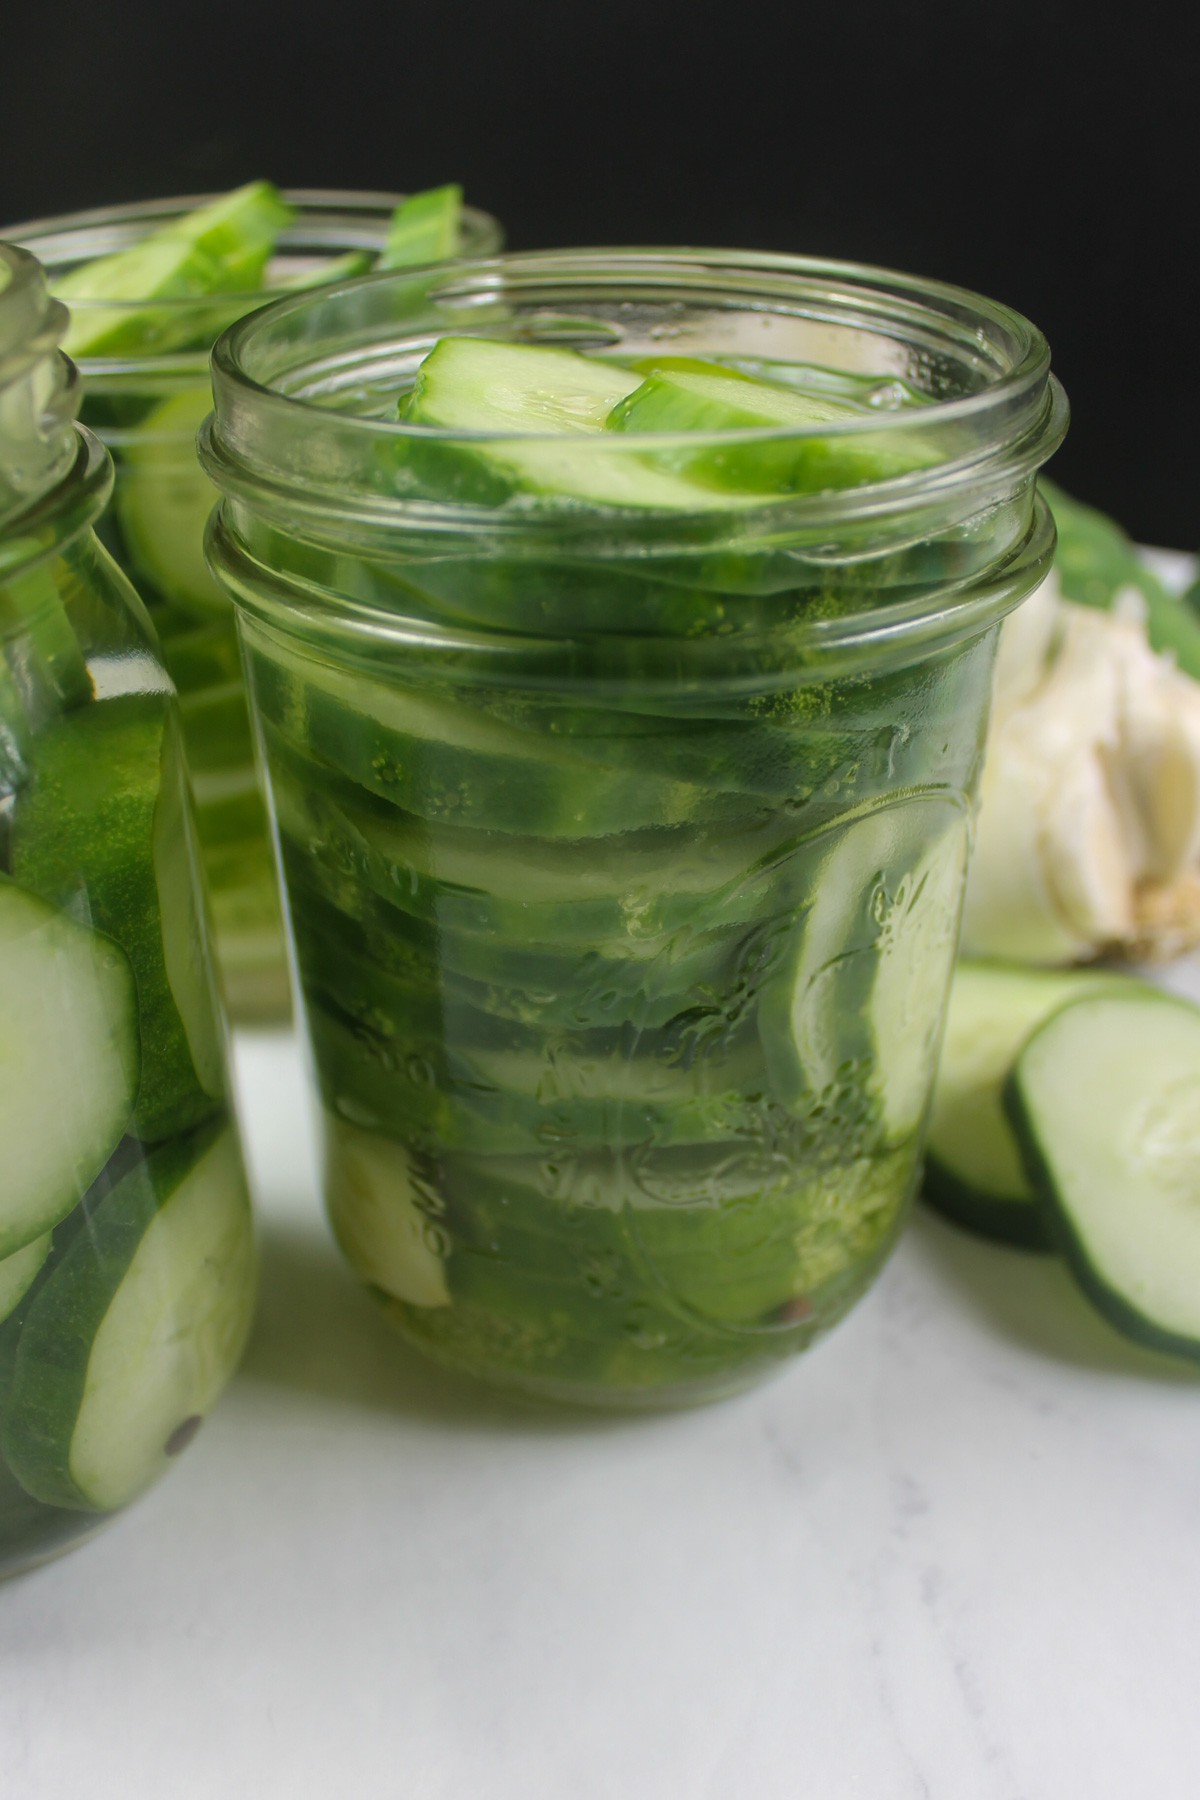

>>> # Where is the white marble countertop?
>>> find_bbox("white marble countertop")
[3,1017,1200,1800]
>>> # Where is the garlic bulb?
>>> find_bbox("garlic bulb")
[961,571,1200,963]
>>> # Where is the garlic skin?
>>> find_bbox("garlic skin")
[961,571,1200,964]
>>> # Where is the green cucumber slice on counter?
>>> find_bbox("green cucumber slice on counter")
[114,385,230,616]
[1,1123,255,1511]
[12,694,224,1141]
[758,800,967,1144]
[378,184,463,269]
[0,877,139,1257]
[1006,989,1200,1360]
[0,1234,51,1326]
[924,960,1130,1248]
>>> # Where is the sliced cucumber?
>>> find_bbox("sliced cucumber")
[12,694,225,1141]
[404,336,640,433]
[607,364,860,494]
[271,250,371,291]
[1006,990,1200,1360]
[924,960,1130,1247]
[0,1233,51,1325]
[249,637,746,837]
[323,1116,450,1308]
[378,184,463,269]
[269,755,794,947]
[2,1123,256,1511]
[758,799,967,1144]
[55,237,225,359]
[54,182,293,359]
[399,337,756,510]
[0,877,139,1257]
[114,385,230,616]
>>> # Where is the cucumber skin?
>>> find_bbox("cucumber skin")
[1002,1052,1200,1363]
[1,1126,220,1511]
[921,1153,1052,1252]
[11,694,220,1143]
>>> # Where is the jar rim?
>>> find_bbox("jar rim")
[1,189,505,364]
[0,242,67,371]
[202,246,1067,538]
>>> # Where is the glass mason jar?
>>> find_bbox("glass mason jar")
[201,249,1066,1408]
[0,244,256,1575]
[4,193,504,1019]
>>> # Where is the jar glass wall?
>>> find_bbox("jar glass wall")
[202,249,1066,1407]
[1,244,256,1575]
[4,193,504,1019]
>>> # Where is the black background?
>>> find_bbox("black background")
[3,0,1196,544]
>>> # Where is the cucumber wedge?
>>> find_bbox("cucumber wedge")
[0,877,139,1257]
[405,336,640,433]
[399,337,757,510]
[12,694,225,1141]
[2,1123,256,1511]
[924,960,1130,1247]
[53,182,293,359]
[377,184,463,269]
[0,1234,51,1325]
[114,385,229,616]
[607,364,912,494]
[1006,989,1200,1359]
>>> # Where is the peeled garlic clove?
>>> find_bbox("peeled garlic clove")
[1039,742,1134,944]
[963,602,1130,963]
[960,732,1093,962]
[1116,637,1200,883]
[992,568,1064,718]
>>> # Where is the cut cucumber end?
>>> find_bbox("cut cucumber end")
[2,1124,256,1512]
[922,959,1132,1246]
[1007,988,1200,1361]
[0,877,139,1258]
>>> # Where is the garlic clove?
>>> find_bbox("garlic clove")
[960,732,1093,963]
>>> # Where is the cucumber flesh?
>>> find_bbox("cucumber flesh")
[609,363,935,493]
[12,694,224,1141]
[0,1233,51,1325]
[271,251,371,291]
[2,1124,256,1511]
[1007,990,1200,1359]
[404,337,640,433]
[378,184,462,269]
[399,337,757,510]
[758,799,967,1144]
[924,960,1130,1247]
[114,385,230,616]
[53,182,293,359]
[323,1117,450,1308]
[0,877,139,1257]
